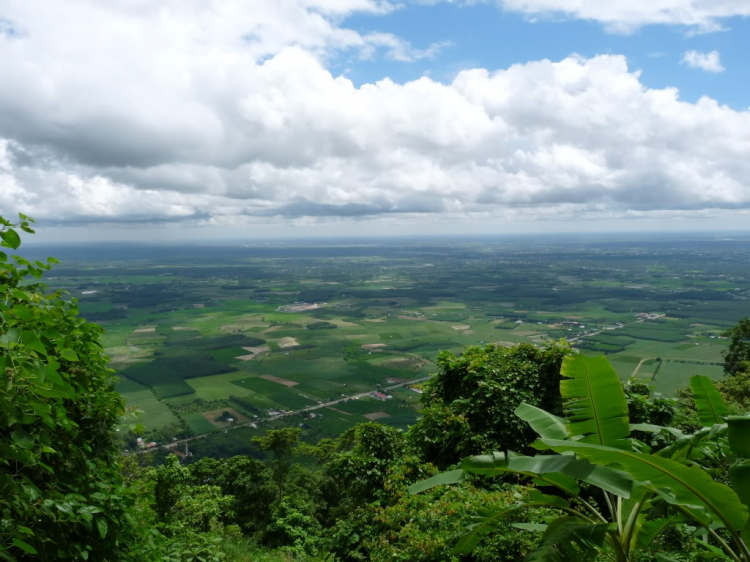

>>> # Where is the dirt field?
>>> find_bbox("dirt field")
[364,412,391,420]
[201,408,248,429]
[277,337,300,348]
[385,358,423,369]
[260,374,299,387]
[134,327,156,333]
[451,324,471,331]
[277,302,321,312]
[361,343,387,349]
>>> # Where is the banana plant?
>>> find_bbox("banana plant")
[410,355,750,562]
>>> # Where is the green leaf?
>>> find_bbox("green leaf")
[453,503,551,554]
[407,469,463,494]
[0,251,6,262]
[729,464,750,509]
[81,550,89,560]
[515,403,569,440]
[96,517,108,539]
[690,375,729,427]
[542,439,749,532]
[525,517,608,562]
[21,332,47,356]
[727,416,750,458]
[630,423,684,439]
[461,451,632,497]
[11,538,38,555]
[635,517,674,549]
[560,355,631,450]
[1,228,21,250]
[60,348,79,362]
[11,428,34,449]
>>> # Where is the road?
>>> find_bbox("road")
[567,314,664,343]
[129,375,432,455]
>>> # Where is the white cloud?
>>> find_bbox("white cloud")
[681,50,726,72]
[496,0,750,33]
[0,1,749,233]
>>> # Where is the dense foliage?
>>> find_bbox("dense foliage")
[410,342,570,468]
[4,215,750,561]
[1,215,135,560]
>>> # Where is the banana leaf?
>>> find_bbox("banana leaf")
[560,355,631,450]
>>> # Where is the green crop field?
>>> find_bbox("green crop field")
[652,360,724,397]
[183,413,219,435]
[31,234,747,447]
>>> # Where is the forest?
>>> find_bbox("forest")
[3,215,750,561]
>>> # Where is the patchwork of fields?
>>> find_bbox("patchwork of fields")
[31,236,750,451]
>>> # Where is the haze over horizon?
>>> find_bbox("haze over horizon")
[1,1,749,241]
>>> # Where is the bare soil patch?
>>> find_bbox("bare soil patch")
[134,327,156,333]
[364,412,391,421]
[260,374,299,387]
[278,302,322,312]
[201,408,248,429]
[398,315,424,321]
[361,343,387,350]
[330,318,361,327]
[385,358,424,370]
[277,337,300,348]
[261,325,283,334]
[363,318,387,323]
[171,326,193,331]
[243,346,270,354]
[451,324,471,331]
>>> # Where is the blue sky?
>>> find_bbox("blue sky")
[1,1,749,241]
[340,3,750,109]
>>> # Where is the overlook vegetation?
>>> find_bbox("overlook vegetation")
[3,215,750,561]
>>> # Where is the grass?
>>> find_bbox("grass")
[652,360,725,397]
[184,412,219,435]
[119,384,180,430]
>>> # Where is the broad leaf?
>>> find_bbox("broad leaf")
[525,517,608,562]
[461,452,632,497]
[515,403,569,440]
[727,416,750,458]
[560,355,631,450]
[635,517,674,549]
[630,423,684,439]
[407,469,463,494]
[453,496,576,555]
[60,348,79,362]
[690,375,728,427]
[542,439,749,532]
[0,228,21,250]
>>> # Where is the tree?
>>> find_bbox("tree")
[409,341,571,468]
[412,355,750,562]
[253,428,302,503]
[1,214,137,560]
[723,317,750,376]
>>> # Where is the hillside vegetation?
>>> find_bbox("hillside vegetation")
[3,215,750,561]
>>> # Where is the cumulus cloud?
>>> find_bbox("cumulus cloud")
[0,1,749,231]
[496,0,750,33]
[681,50,726,72]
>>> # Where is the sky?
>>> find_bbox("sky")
[1,0,749,242]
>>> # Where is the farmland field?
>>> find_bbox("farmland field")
[26,232,750,456]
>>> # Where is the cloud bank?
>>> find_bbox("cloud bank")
[1,1,749,232]
[497,0,750,33]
